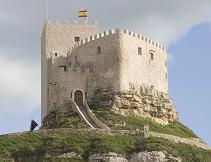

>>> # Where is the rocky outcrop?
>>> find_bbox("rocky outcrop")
[91,86,179,125]
[129,151,182,162]
[88,151,182,162]
[89,152,127,162]
[57,152,83,160]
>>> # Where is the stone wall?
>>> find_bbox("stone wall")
[150,132,210,150]
[2,127,210,151]
[41,21,98,120]
[41,23,169,121]
[57,31,122,105]
[119,30,168,94]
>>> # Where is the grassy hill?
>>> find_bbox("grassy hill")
[0,129,211,162]
[0,107,210,161]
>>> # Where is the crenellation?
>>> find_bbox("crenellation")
[42,21,168,120]
[90,36,94,41]
[117,29,166,51]
[85,37,90,43]
[104,30,109,36]
[94,34,100,39]
[109,29,115,34]
[116,28,123,33]
[99,32,104,38]
[123,29,128,34]
[148,39,151,44]
[145,37,148,42]
[159,44,161,49]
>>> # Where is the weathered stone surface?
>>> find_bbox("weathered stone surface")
[129,151,182,162]
[58,152,82,159]
[150,132,210,150]
[89,152,128,162]
[42,23,168,122]
[88,151,182,162]
[91,86,179,125]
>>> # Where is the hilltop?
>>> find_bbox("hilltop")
[1,107,211,162]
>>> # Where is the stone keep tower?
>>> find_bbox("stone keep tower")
[41,21,98,119]
[41,21,176,126]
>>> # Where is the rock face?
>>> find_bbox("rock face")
[129,151,182,162]
[89,152,128,162]
[88,151,182,162]
[91,86,179,125]
[58,152,83,160]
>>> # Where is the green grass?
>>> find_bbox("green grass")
[90,105,197,138]
[43,111,88,129]
[43,103,197,139]
[137,137,211,162]
[0,130,211,162]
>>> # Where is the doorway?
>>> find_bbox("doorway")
[74,90,83,106]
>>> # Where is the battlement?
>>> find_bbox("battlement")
[72,29,117,48]
[70,28,166,52]
[46,20,98,26]
[123,29,166,51]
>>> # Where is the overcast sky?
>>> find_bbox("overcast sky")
[0,0,211,145]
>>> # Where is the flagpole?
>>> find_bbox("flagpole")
[46,0,49,20]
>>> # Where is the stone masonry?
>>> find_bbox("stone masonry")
[41,20,174,124]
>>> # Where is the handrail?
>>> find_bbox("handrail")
[84,100,110,130]
[72,101,95,129]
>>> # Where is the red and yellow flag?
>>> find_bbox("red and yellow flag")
[78,10,88,17]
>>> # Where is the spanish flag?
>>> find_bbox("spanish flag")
[78,10,88,17]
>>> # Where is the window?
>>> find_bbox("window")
[64,66,67,71]
[138,47,142,55]
[59,65,67,72]
[149,50,155,60]
[69,61,72,67]
[151,53,154,60]
[97,47,101,54]
[55,52,58,57]
[75,37,80,42]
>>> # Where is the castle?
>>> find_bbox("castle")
[41,21,174,126]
